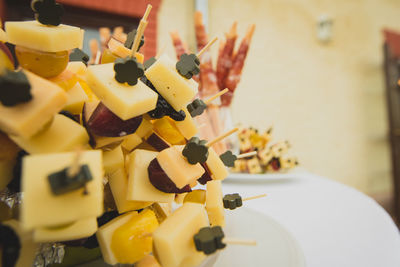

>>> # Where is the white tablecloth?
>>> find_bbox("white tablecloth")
[222,171,400,267]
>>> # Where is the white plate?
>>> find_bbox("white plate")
[225,169,304,182]
[212,207,306,267]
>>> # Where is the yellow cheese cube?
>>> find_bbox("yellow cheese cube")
[5,220,39,267]
[33,217,97,242]
[93,135,125,149]
[127,149,174,203]
[205,180,225,227]
[10,114,89,154]
[0,70,68,139]
[63,82,88,114]
[136,118,153,138]
[5,21,83,52]
[48,70,78,91]
[206,148,229,181]
[97,211,138,265]
[86,63,158,120]
[21,150,103,230]
[121,133,142,152]
[174,107,198,139]
[66,61,87,78]
[153,203,208,267]
[136,255,161,267]
[146,54,198,111]
[151,202,172,223]
[111,209,159,264]
[0,29,7,42]
[108,168,152,214]
[157,146,204,189]
[108,38,144,63]
[103,145,124,176]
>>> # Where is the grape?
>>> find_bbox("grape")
[15,45,68,78]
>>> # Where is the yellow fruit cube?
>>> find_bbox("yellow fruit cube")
[111,209,159,264]
[153,117,186,145]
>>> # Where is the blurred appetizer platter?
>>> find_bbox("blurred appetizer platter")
[0,1,304,266]
[229,126,299,175]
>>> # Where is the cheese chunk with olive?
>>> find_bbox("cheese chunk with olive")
[156,146,204,189]
[86,63,157,120]
[21,150,103,230]
[153,202,208,267]
[146,54,198,111]
[0,70,67,139]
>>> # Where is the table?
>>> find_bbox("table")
[222,171,400,267]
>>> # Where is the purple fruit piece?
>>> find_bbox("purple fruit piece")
[146,133,170,151]
[0,42,15,67]
[148,158,191,193]
[87,102,143,137]
[81,102,96,148]
[198,163,213,185]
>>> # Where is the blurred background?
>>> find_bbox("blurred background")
[2,0,400,220]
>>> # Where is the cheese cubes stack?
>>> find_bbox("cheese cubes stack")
[0,6,237,267]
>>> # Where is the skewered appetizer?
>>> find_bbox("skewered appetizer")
[0,2,263,266]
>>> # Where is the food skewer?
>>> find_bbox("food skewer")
[206,127,238,148]
[242,193,267,201]
[187,88,229,117]
[223,238,257,246]
[94,50,101,65]
[197,37,218,58]
[236,151,258,159]
[130,4,152,55]
[223,193,267,210]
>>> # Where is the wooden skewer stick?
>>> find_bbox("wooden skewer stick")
[131,4,152,55]
[206,127,238,148]
[242,193,267,202]
[67,148,83,177]
[197,37,218,58]
[237,151,257,159]
[94,51,101,65]
[204,88,229,105]
[223,238,257,246]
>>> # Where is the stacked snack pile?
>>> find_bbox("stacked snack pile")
[0,1,263,266]
[231,126,299,174]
